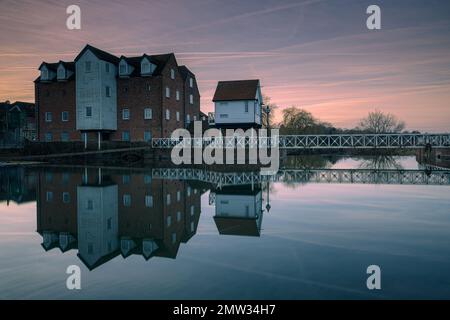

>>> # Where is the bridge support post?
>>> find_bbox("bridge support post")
[97,131,101,150]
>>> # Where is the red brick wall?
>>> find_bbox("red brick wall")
[36,80,78,142]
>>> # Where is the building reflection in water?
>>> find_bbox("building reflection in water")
[36,168,204,270]
[213,185,264,237]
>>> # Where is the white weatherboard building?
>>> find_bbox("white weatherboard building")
[77,183,119,270]
[212,79,263,129]
[74,45,119,145]
[213,186,264,237]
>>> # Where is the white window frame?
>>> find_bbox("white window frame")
[170,68,175,79]
[176,90,180,101]
[45,112,52,122]
[165,109,170,120]
[189,77,193,88]
[189,94,194,105]
[144,108,152,120]
[61,111,69,122]
[145,195,153,208]
[122,108,130,120]
[176,111,180,122]
[165,86,170,98]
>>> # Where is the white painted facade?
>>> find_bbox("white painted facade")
[214,88,263,126]
[76,49,117,131]
[77,184,119,268]
[215,191,263,219]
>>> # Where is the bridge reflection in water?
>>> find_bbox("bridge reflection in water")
[1,163,449,271]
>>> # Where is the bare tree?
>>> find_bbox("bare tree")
[357,110,405,133]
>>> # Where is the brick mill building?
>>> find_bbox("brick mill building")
[35,45,200,146]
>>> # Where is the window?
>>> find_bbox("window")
[61,111,69,122]
[105,63,110,73]
[172,233,176,244]
[245,101,249,112]
[41,68,48,80]
[119,62,127,75]
[186,114,191,124]
[62,192,70,203]
[220,114,228,118]
[165,109,170,120]
[142,61,150,74]
[193,115,197,121]
[122,131,130,141]
[123,87,128,93]
[191,221,195,232]
[87,199,93,210]
[123,194,131,207]
[122,108,130,120]
[145,195,153,208]
[187,186,191,197]
[177,211,181,222]
[144,131,152,142]
[177,190,181,201]
[106,86,111,97]
[45,132,52,142]
[190,205,195,216]
[170,68,175,79]
[165,87,170,98]
[144,108,152,120]
[176,90,180,101]
[176,111,180,122]
[57,67,65,79]
[189,77,193,88]
[86,107,92,117]
[167,216,172,227]
[85,61,91,72]
[189,94,193,104]
[62,173,70,184]
[61,132,69,142]
[166,194,171,205]
[45,112,52,122]
[46,191,53,202]
[147,84,151,91]
[46,172,53,182]
[122,175,130,184]
[144,175,152,184]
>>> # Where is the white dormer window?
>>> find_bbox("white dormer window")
[141,58,156,76]
[142,61,150,74]
[57,65,65,80]
[170,68,175,79]
[41,67,49,80]
[119,60,128,76]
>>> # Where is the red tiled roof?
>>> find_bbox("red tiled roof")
[212,79,259,102]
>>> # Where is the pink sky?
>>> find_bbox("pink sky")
[1,0,449,132]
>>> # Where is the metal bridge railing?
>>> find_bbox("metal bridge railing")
[150,168,450,186]
[152,133,450,149]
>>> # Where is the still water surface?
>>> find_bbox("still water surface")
[0,156,449,299]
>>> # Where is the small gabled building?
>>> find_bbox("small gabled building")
[212,79,263,129]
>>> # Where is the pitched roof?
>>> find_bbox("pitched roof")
[74,44,120,64]
[120,53,173,77]
[178,65,194,80]
[213,79,260,102]
[214,216,261,237]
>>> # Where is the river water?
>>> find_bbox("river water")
[0,156,449,299]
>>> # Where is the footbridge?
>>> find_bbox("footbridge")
[151,133,450,149]
[150,168,450,187]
